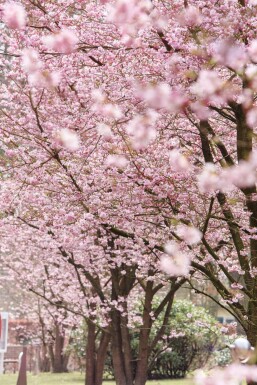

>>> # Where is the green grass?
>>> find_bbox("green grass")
[0,372,193,385]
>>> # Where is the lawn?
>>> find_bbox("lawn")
[0,372,193,385]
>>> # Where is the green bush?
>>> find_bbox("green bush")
[146,300,222,379]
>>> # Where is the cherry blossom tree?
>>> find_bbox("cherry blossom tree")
[1,1,257,385]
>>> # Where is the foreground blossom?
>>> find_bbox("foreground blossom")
[177,225,202,245]
[21,49,42,73]
[57,129,80,151]
[195,364,257,385]
[160,242,191,276]
[42,29,78,54]
[2,2,26,29]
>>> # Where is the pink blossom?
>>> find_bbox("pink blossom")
[42,29,78,54]
[195,364,257,385]
[191,70,223,99]
[222,161,256,189]
[101,104,123,119]
[96,123,113,140]
[22,49,42,74]
[178,6,202,27]
[108,0,152,36]
[177,225,202,245]
[160,242,191,276]
[231,283,244,290]
[28,70,60,89]
[137,83,187,112]
[126,111,157,149]
[169,149,190,173]
[248,40,257,62]
[246,107,257,127]
[197,163,221,194]
[57,129,80,151]
[213,40,248,71]
[105,155,128,169]
[3,2,26,29]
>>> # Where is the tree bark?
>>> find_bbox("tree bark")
[134,281,154,385]
[111,307,129,385]
[95,331,111,385]
[85,321,96,385]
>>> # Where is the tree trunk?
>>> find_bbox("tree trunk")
[53,323,67,372]
[111,307,131,385]
[95,331,111,385]
[85,321,96,385]
[134,282,154,385]
[40,343,50,372]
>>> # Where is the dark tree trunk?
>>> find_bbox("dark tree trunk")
[40,343,50,372]
[111,307,131,385]
[95,331,111,385]
[134,282,154,385]
[85,321,96,385]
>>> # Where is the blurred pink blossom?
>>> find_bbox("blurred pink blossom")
[3,2,26,29]
[22,49,42,73]
[169,149,190,173]
[42,29,78,54]
[160,242,191,276]
[58,128,80,151]
[177,225,202,245]
[105,155,129,169]
[28,70,60,89]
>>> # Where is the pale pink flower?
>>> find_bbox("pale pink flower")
[108,0,152,33]
[213,40,248,71]
[223,161,256,189]
[248,40,257,62]
[96,123,113,140]
[3,2,26,29]
[178,6,202,27]
[22,49,42,73]
[42,29,78,54]
[126,111,157,149]
[137,83,187,112]
[231,283,243,290]
[137,82,172,110]
[58,128,80,151]
[91,88,105,103]
[197,163,221,194]
[177,225,202,245]
[101,104,123,119]
[195,364,257,385]
[169,149,190,173]
[245,64,257,79]
[247,107,257,127]
[160,242,191,276]
[28,70,60,89]
[105,154,128,169]
[191,70,223,98]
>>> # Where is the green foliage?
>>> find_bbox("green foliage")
[147,299,222,379]
[66,323,87,370]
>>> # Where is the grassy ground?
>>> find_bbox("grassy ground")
[0,372,193,385]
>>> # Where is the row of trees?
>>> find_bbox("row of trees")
[1,0,257,384]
